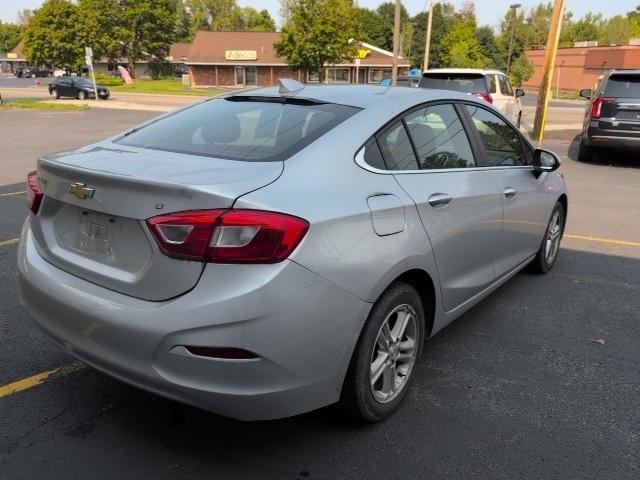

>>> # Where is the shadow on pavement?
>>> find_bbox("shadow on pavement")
[568,133,640,169]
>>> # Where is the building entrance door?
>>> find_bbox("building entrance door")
[234,66,244,86]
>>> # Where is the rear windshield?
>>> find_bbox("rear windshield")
[604,75,640,98]
[115,97,359,162]
[419,74,488,93]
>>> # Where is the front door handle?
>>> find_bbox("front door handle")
[428,193,452,208]
[504,187,517,199]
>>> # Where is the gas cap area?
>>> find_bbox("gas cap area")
[366,194,406,236]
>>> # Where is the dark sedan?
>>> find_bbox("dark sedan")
[49,77,110,100]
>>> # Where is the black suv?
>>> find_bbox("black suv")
[578,70,640,161]
[49,77,110,100]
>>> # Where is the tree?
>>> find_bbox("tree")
[239,7,276,31]
[174,0,193,41]
[23,0,83,69]
[509,53,534,86]
[598,15,637,45]
[16,9,33,26]
[117,0,177,78]
[275,0,360,82]
[375,2,410,52]
[563,12,604,44]
[356,7,386,47]
[475,25,498,66]
[0,22,23,53]
[187,0,242,32]
[77,0,121,61]
[438,6,486,69]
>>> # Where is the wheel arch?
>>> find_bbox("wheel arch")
[558,193,568,228]
[387,268,437,339]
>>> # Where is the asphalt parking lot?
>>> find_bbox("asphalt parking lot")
[0,107,638,479]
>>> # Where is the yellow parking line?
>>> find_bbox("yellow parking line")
[0,190,26,197]
[565,234,640,248]
[0,363,85,398]
[0,238,19,247]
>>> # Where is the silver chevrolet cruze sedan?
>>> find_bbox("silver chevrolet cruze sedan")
[18,81,567,421]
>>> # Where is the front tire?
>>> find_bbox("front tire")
[341,282,425,422]
[50,88,59,99]
[78,90,86,100]
[528,201,565,274]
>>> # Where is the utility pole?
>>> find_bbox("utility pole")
[506,3,521,75]
[391,0,402,85]
[422,0,435,72]
[532,0,566,143]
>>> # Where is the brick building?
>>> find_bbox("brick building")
[524,45,640,93]
[186,31,410,88]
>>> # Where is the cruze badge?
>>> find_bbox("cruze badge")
[69,182,95,199]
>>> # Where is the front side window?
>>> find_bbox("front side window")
[464,104,530,166]
[377,122,418,170]
[116,98,359,162]
[498,75,514,96]
[404,104,475,169]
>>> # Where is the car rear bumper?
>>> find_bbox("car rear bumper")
[585,126,640,149]
[17,218,369,420]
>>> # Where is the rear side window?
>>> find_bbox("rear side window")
[498,75,514,96]
[404,104,475,169]
[603,75,640,97]
[419,74,487,93]
[377,122,418,170]
[116,98,359,162]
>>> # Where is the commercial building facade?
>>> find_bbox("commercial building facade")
[186,31,410,88]
[524,45,640,93]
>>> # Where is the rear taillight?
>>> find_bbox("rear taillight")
[26,170,43,215]
[591,97,614,119]
[147,209,309,264]
[473,92,493,104]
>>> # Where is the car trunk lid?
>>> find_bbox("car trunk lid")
[30,142,283,301]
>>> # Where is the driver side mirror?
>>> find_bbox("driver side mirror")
[579,88,592,99]
[515,88,525,98]
[533,148,561,174]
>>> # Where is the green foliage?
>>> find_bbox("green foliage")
[148,59,175,79]
[94,72,124,86]
[374,2,410,52]
[77,0,121,61]
[174,0,193,41]
[0,22,23,53]
[239,8,276,31]
[509,54,534,86]
[23,0,83,69]
[275,0,360,81]
[117,0,177,78]
[439,12,486,68]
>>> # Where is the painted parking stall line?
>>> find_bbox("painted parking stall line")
[0,190,26,197]
[564,234,640,248]
[0,363,86,398]
[0,238,19,247]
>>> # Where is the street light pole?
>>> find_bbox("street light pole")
[506,3,521,76]
[422,0,435,72]
[391,0,402,85]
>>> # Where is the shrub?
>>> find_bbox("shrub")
[95,73,124,86]
[148,59,174,80]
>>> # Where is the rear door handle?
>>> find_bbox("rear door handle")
[504,187,517,199]
[428,193,452,208]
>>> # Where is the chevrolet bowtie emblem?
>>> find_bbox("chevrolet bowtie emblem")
[69,182,95,199]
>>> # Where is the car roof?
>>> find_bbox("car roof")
[423,68,505,76]
[224,84,476,109]
[607,69,640,76]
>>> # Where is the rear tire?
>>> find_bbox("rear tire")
[578,138,595,162]
[340,282,425,422]
[528,201,565,274]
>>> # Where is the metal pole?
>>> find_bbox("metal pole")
[89,63,98,100]
[391,0,402,85]
[532,0,566,143]
[506,4,521,75]
[423,1,435,72]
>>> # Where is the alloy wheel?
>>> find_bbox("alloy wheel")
[545,210,562,264]
[369,304,418,403]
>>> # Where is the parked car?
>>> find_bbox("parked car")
[18,81,567,422]
[53,69,67,78]
[21,66,53,78]
[13,66,26,78]
[419,68,525,127]
[395,76,421,88]
[48,77,110,100]
[578,70,640,162]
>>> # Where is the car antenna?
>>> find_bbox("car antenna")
[278,78,304,95]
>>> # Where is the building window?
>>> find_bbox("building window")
[307,71,320,83]
[368,68,392,84]
[327,68,350,83]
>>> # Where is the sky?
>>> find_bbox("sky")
[1,0,638,30]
